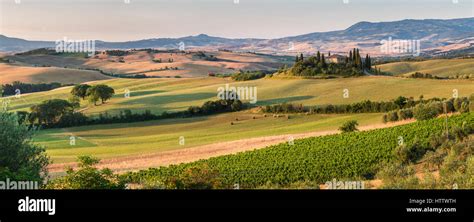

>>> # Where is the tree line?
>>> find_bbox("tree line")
[19,86,245,128]
[1,81,68,96]
[383,96,472,122]
[262,96,438,114]
[230,70,267,81]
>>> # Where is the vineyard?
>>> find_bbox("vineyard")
[124,112,473,188]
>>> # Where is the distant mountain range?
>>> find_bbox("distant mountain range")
[1,17,474,56]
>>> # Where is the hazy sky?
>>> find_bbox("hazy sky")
[1,0,473,41]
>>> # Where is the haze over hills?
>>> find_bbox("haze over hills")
[1,17,474,56]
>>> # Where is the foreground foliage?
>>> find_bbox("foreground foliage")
[46,156,125,189]
[0,112,49,182]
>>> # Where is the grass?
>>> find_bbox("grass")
[378,58,474,77]
[6,76,474,116]
[35,112,383,164]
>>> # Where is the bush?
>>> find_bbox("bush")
[376,162,419,189]
[339,120,359,133]
[46,156,125,189]
[387,111,399,122]
[164,164,223,189]
[398,108,414,120]
[413,104,439,120]
[395,139,427,164]
[460,101,470,113]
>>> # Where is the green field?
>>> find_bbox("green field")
[379,58,474,77]
[36,112,383,164]
[4,74,473,167]
[6,76,474,116]
[124,112,474,188]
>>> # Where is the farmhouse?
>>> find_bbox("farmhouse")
[327,54,346,63]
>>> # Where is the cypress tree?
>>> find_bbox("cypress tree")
[316,51,321,63]
[355,49,361,68]
[321,54,326,68]
[367,55,372,70]
[353,48,357,61]
[364,54,369,69]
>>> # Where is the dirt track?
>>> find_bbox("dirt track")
[48,119,414,173]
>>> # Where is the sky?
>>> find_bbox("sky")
[0,0,473,41]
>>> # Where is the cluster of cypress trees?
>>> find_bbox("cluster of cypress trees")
[289,48,372,76]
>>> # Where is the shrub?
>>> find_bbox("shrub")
[164,164,223,189]
[460,101,470,113]
[395,138,427,164]
[388,111,399,122]
[398,108,413,120]
[46,156,125,189]
[339,120,359,133]
[413,104,439,120]
[376,162,419,189]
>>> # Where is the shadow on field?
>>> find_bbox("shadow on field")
[59,115,212,133]
[258,95,313,105]
[118,92,216,106]
[114,90,165,97]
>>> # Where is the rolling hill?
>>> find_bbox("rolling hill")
[2,17,473,56]
[378,58,474,77]
[2,50,292,81]
[5,76,474,116]
[0,63,111,84]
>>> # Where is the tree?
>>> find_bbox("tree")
[339,120,359,133]
[29,99,75,125]
[394,96,408,108]
[364,54,372,70]
[321,54,327,69]
[355,48,362,68]
[86,85,115,105]
[71,84,91,100]
[0,112,49,182]
[68,94,81,109]
[46,156,125,189]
